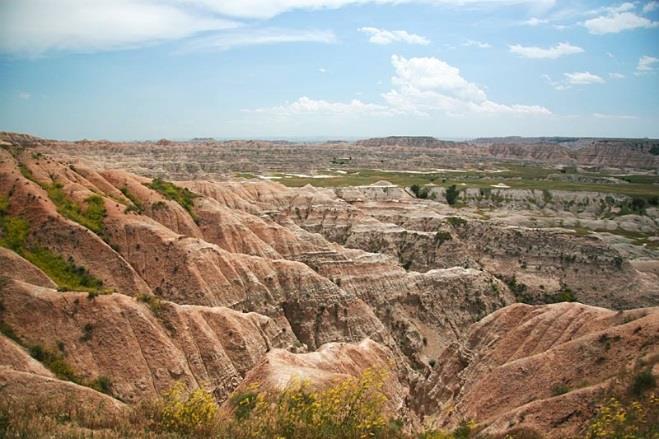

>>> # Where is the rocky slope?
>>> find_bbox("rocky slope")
[0,137,657,437]
[416,303,659,437]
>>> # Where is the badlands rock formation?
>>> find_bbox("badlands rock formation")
[0,136,657,437]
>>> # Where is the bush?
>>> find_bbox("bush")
[29,344,80,383]
[586,395,658,439]
[159,381,218,436]
[629,370,656,397]
[551,384,570,396]
[446,216,467,227]
[445,185,460,205]
[223,368,393,439]
[410,184,430,199]
[434,230,452,246]
[90,376,113,395]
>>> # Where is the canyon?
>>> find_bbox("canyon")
[0,132,657,437]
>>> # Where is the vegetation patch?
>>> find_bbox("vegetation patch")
[0,214,103,292]
[586,394,658,439]
[46,183,106,234]
[446,216,467,227]
[121,187,144,214]
[629,370,656,397]
[146,178,198,217]
[29,344,80,383]
[410,184,432,199]
[445,185,460,205]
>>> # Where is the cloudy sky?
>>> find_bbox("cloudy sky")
[0,0,658,140]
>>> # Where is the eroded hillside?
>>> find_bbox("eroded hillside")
[0,136,657,438]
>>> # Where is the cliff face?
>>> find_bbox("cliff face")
[488,140,659,168]
[0,138,657,437]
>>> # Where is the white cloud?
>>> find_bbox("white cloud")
[643,1,658,13]
[509,42,583,59]
[564,72,605,85]
[18,92,31,100]
[192,0,558,19]
[358,27,429,45]
[319,67,327,73]
[584,10,659,34]
[462,39,492,48]
[249,55,551,117]
[0,0,239,56]
[523,17,548,25]
[247,96,392,116]
[636,55,659,74]
[0,0,557,55]
[180,28,336,52]
[543,72,605,89]
[609,72,625,79]
[382,55,550,115]
[593,112,637,119]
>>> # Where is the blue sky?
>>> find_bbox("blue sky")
[0,0,658,140]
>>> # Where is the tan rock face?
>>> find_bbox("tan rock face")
[0,139,656,437]
[0,279,296,403]
[416,303,659,437]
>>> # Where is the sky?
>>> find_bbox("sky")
[0,0,658,140]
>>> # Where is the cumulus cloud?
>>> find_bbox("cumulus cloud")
[509,42,584,59]
[180,28,336,52]
[250,55,550,117]
[358,27,429,45]
[384,55,550,115]
[584,4,659,34]
[636,55,659,74]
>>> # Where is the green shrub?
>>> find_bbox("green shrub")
[230,390,259,421]
[29,344,80,383]
[551,384,570,396]
[434,230,452,246]
[410,184,430,199]
[90,376,113,395]
[629,370,656,397]
[445,185,460,205]
[446,216,467,227]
